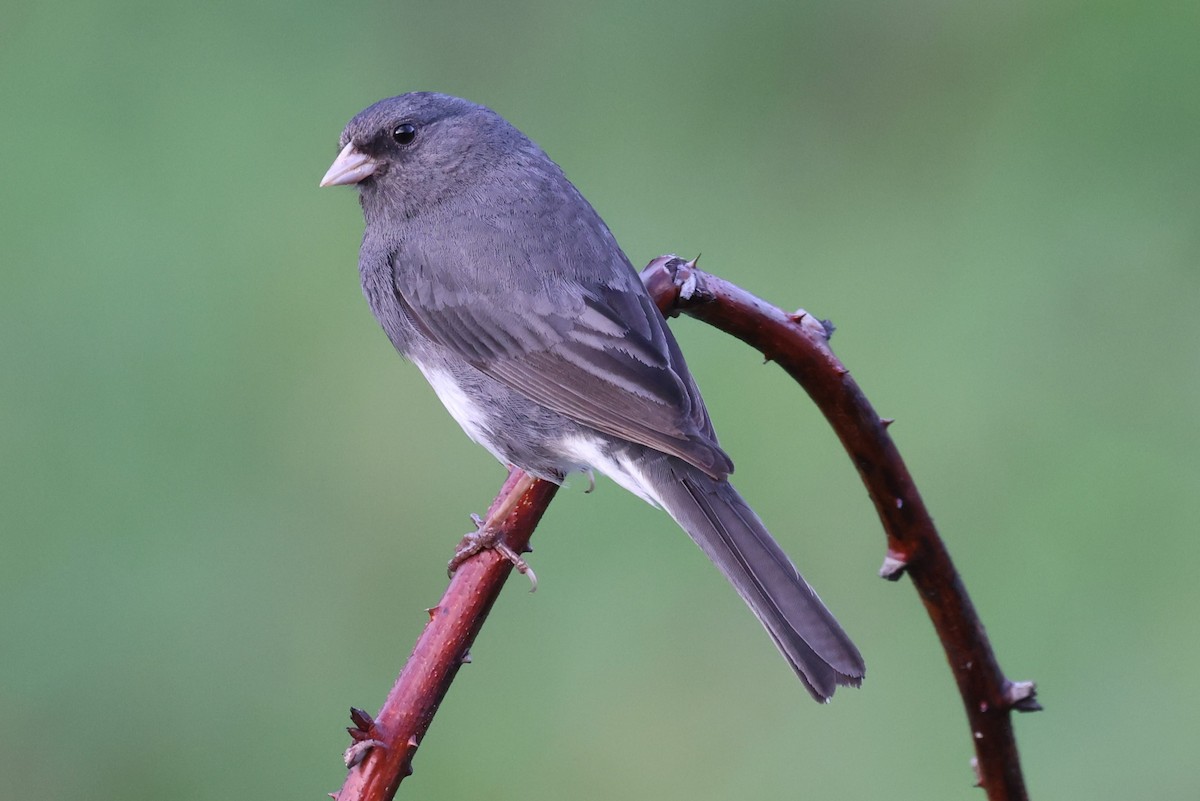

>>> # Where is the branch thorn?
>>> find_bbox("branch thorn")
[1005,680,1042,712]
[879,550,908,580]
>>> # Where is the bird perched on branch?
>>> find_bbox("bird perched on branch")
[321,92,864,701]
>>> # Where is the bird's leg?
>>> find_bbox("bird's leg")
[449,471,539,590]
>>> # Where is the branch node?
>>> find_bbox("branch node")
[349,707,375,732]
[347,726,374,743]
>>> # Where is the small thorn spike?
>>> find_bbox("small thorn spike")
[879,551,908,580]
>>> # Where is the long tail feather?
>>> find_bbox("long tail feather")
[644,458,865,701]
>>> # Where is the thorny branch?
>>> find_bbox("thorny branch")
[332,256,1038,801]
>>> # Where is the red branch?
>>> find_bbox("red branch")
[643,255,1039,800]
[332,256,1037,801]
[334,471,558,801]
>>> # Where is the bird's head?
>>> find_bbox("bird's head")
[320,92,537,221]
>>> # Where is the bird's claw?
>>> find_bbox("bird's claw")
[449,523,538,592]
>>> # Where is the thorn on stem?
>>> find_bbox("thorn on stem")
[1005,680,1042,712]
[879,551,908,581]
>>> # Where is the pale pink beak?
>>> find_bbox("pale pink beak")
[319,143,377,187]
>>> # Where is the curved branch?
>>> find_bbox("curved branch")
[642,255,1039,800]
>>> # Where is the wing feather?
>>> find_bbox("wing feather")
[389,254,731,477]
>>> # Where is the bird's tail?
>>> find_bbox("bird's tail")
[645,458,865,701]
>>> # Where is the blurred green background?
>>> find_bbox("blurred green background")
[3,1,1197,799]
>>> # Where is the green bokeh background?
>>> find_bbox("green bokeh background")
[3,2,1197,799]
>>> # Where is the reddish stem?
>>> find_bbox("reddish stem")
[643,255,1038,800]
[334,470,558,801]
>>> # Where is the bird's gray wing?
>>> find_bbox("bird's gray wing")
[389,250,731,478]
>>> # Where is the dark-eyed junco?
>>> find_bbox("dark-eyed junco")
[321,93,864,700]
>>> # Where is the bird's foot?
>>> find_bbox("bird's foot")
[448,514,538,591]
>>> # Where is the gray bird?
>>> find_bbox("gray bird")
[320,92,864,701]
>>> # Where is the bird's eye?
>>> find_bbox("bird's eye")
[392,123,417,145]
